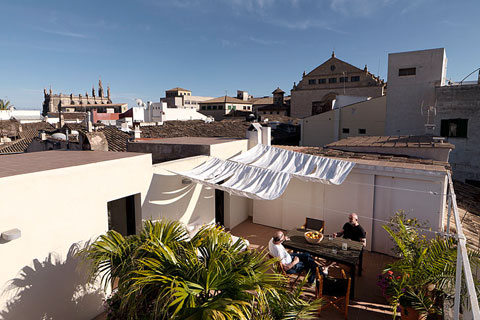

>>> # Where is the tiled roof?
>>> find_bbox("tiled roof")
[166,87,191,92]
[0,119,21,137]
[100,127,130,152]
[139,120,250,139]
[272,87,285,94]
[64,124,130,152]
[199,96,251,104]
[326,136,454,149]
[0,122,56,155]
[0,138,32,154]
[277,145,449,172]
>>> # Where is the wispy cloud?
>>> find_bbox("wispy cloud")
[247,36,285,45]
[329,0,394,17]
[37,28,88,39]
[221,39,237,47]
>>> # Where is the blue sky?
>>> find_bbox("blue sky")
[1,0,479,109]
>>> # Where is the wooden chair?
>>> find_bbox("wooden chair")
[303,217,325,232]
[315,268,351,319]
[268,253,303,287]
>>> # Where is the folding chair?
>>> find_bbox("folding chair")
[303,217,325,232]
[316,268,351,319]
[268,253,304,288]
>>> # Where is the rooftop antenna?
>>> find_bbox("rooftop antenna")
[420,100,437,135]
[459,67,480,85]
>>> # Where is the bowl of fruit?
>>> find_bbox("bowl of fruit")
[304,231,323,244]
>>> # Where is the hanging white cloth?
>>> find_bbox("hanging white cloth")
[172,145,355,200]
[173,157,291,200]
[229,145,355,185]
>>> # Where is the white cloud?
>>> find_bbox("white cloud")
[37,28,87,39]
[329,0,395,17]
[247,36,285,45]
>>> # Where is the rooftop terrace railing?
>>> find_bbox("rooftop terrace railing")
[446,172,480,319]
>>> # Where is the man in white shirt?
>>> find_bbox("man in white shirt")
[268,231,320,285]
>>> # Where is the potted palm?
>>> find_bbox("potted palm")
[379,212,458,319]
[80,220,322,319]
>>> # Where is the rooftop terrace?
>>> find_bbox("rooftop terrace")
[231,218,397,320]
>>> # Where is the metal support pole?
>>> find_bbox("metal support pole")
[447,194,452,237]
[454,241,463,319]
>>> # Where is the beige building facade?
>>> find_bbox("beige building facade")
[161,87,214,110]
[198,96,253,120]
[301,96,387,147]
[290,52,385,118]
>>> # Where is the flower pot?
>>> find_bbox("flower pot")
[400,306,421,320]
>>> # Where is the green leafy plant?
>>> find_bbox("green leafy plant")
[380,211,474,319]
[80,220,322,319]
[0,99,12,110]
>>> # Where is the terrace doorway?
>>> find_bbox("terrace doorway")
[215,189,225,226]
[107,194,139,236]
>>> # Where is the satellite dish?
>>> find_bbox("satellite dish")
[135,98,145,107]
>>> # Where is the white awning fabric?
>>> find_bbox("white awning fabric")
[170,145,355,200]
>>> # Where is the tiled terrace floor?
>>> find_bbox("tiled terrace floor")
[231,218,397,320]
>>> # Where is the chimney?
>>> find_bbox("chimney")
[87,111,93,133]
[39,131,47,141]
[134,125,141,139]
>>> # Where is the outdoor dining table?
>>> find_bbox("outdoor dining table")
[283,228,364,299]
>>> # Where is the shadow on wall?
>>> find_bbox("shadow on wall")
[143,172,213,223]
[0,244,104,320]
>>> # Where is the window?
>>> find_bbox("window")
[342,128,350,134]
[399,68,416,76]
[212,106,217,110]
[201,106,206,110]
[351,76,360,82]
[228,105,231,110]
[441,119,468,138]
[243,106,246,110]
[328,78,337,83]
[207,106,211,110]
[318,78,326,84]
[308,79,316,85]
[219,105,224,110]
[340,77,348,83]
[358,128,366,134]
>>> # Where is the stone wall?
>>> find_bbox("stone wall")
[290,86,384,118]
[435,84,480,182]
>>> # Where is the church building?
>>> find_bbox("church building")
[290,52,386,118]
[42,80,127,116]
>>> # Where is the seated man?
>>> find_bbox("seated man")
[268,230,322,285]
[333,213,367,247]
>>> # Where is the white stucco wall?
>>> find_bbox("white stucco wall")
[210,139,248,159]
[252,164,447,255]
[150,102,208,123]
[224,195,251,230]
[143,156,216,227]
[0,153,153,320]
[386,48,447,135]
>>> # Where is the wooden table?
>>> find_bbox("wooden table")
[283,228,364,299]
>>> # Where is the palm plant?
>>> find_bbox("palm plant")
[80,220,322,319]
[0,99,12,110]
[381,212,480,319]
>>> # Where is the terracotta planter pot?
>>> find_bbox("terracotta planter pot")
[400,306,421,320]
